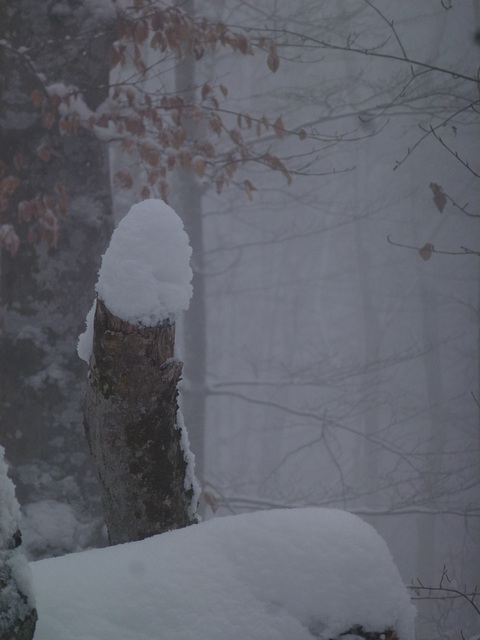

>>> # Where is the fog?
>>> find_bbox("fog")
[1,2,478,638]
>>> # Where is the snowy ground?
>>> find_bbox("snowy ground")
[31,508,415,640]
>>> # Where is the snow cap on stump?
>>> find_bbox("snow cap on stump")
[78,199,193,361]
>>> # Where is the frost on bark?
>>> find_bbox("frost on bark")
[83,299,196,546]
[0,446,37,640]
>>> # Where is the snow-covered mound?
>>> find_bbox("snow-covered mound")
[78,198,193,362]
[31,508,415,640]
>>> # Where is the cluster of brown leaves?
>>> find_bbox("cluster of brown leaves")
[110,3,259,72]
[37,3,301,204]
[0,161,67,255]
[3,3,305,255]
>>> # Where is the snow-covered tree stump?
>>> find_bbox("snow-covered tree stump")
[0,446,37,640]
[79,200,199,545]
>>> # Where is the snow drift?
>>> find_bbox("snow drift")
[31,508,415,640]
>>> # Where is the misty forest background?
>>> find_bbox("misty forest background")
[0,1,479,638]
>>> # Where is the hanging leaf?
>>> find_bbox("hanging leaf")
[418,243,434,261]
[208,114,222,136]
[31,88,44,109]
[429,182,447,213]
[0,176,20,197]
[236,33,249,55]
[273,116,286,139]
[229,129,243,146]
[37,146,52,163]
[113,170,133,190]
[140,185,151,200]
[54,181,68,200]
[298,129,308,141]
[267,51,280,72]
[133,20,148,44]
[201,83,212,101]
[13,154,25,171]
[192,156,206,178]
[150,31,167,51]
[140,143,160,167]
[219,84,228,98]
[243,179,257,201]
[49,94,62,111]
[151,9,164,31]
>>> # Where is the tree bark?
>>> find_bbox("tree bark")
[0,0,115,555]
[84,299,197,545]
[172,0,208,484]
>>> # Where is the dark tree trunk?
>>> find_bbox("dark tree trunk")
[0,0,116,555]
[83,299,197,545]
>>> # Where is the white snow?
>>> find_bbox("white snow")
[77,199,193,362]
[31,508,415,640]
[76,300,96,364]
[176,409,201,519]
[0,446,21,545]
[0,445,36,615]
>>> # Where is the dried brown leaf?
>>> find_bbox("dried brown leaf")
[140,186,151,200]
[236,33,249,55]
[113,170,133,190]
[13,154,25,172]
[37,146,51,163]
[192,156,206,178]
[229,129,243,146]
[429,182,447,213]
[31,88,44,109]
[273,116,286,139]
[419,243,434,261]
[150,31,167,51]
[0,176,20,197]
[134,20,148,44]
[267,51,280,72]
[201,83,212,101]
[243,179,257,201]
[209,114,222,136]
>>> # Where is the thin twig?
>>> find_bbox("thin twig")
[387,235,480,257]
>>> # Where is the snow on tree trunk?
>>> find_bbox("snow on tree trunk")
[80,200,199,545]
[0,445,37,640]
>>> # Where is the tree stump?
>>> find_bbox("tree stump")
[83,298,197,546]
